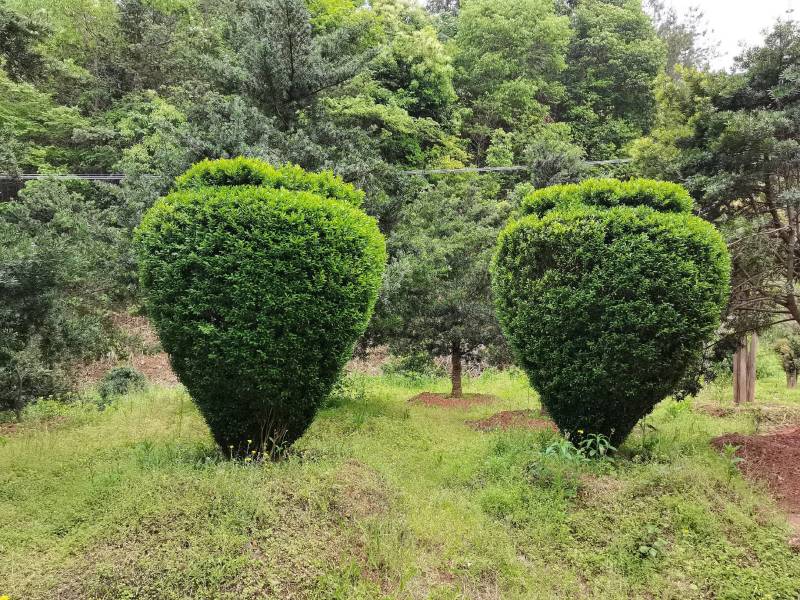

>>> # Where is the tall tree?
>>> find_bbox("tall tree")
[452,0,570,163]
[0,4,47,82]
[0,179,122,418]
[631,18,800,398]
[559,0,665,158]
[645,0,717,75]
[639,20,800,326]
[238,0,372,128]
[379,175,511,396]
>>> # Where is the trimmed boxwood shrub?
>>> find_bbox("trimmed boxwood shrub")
[492,178,730,446]
[175,157,365,207]
[520,178,694,217]
[136,158,386,454]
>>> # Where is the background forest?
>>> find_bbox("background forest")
[1,0,799,411]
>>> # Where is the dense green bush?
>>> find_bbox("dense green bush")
[98,366,146,404]
[520,178,694,217]
[492,178,730,446]
[136,158,385,454]
[1,179,118,419]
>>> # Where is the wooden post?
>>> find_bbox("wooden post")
[450,339,462,398]
[746,332,758,403]
[733,337,747,405]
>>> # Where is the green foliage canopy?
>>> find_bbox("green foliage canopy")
[453,0,570,163]
[560,0,666,158]
[631,19,800,332]
[0,178,121,416]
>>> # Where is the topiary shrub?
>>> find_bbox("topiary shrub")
[98,366,146,404]
[174,157,366,207]
[136,158,386,454]
[492,178,730,446]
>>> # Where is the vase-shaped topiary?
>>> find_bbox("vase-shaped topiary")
[136,158,386,455]
[492,178,730,446]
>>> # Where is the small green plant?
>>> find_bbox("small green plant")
[543,431,616,463]
[97,366,146,405]
[542,437,586,462]
[721,443,744,482]
[636,525,667,559]
[577,432,616,459]
[664,400,690,420]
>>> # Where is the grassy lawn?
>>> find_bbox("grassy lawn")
[1,368,799,599]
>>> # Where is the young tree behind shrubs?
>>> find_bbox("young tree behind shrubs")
[378,175,512,397]
[492,178,730,446]
[136,158,386,455]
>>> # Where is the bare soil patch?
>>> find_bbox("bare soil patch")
[0,415,68,437]
[77,351,178,387]
[332,459,391,520]
[409,392,497,408]
[75,313,179,387]
[696,402,800,431]
[712,426,800,550]
[467,409,556,432]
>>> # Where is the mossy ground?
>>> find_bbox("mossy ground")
[1,368,799,599]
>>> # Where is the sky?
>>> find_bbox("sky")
[663,0,796,70]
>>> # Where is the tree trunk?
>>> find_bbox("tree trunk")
[746,332,758,403]
[450,339,462,398]
[790,371,797,389]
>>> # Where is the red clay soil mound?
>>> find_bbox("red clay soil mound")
[712,426,800,550]
[468,410,557,432]
[409,392,497,409]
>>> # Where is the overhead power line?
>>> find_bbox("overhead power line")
[398,158,632,175]
[0,174,141,181]
[0,159,633,182]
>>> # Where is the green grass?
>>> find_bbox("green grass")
[1,369,799,599]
